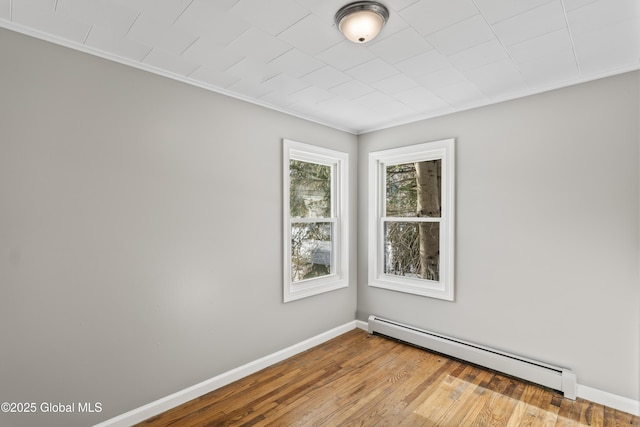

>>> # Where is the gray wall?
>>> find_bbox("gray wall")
[1,25,638,427]
[0,29,358,427]
[357,71,640,401]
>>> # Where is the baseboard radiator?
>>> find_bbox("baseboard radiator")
[368,315,577,400]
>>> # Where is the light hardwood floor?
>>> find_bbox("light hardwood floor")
[137,329,639,426]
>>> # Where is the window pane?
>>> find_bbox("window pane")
[384,221,439,281]
[290,159,331,218]
[386,160,441,218]
[291,222,332,282]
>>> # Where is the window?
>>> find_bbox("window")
[368,139,455,300]
[283,139,349,302]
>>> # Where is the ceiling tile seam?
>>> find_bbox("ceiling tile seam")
[417,12,482,39]
[273,11,312,38]
[395,25,492,102]
[323,76,366,93]
[124,11,141,39]
[82,25,92,45]
[180,36,200,56]
[186,64,203,79]
[140,47,153,64]
[336,55,453,108]
[559,0,582,76]
[469,0,531,94]
[267,47,296,65]
[222,55,247,75]
[480,0,557,26]
[172,0,196,25]
[393,1,422,14]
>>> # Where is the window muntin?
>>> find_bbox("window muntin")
[284,139,348,302]
[369,139,454,300]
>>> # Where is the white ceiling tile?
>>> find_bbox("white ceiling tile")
[0,0,11,19]
[464,58,527,96]
[428,15,495,56]
[56,0,138,37]
[225,57,277,85]
[395,49,448,78]
[399,0,479,36]
[180,0,242,17]
[143,48,200,76]
[447,39,509,71]
[182,41,243,71]
[293,0,345,25]
[259,90,299,108]
[85,26,151,61]
[12,0,89,43]
[301,66,351,89]
[120,0,192,26]
[572,17,640,75]
[566,0,640,36]
[370,10,411,41]
[518,49,578,87]
[277,14,343,55]
[370,106,420,128]
[507,28,573,64]
[266,49,324,78]
[415,66,467,89]
[328,80,374,100]
[189,66,239,88]
[228,78,273,99]
[315,40,377,71]
[395,86,452,113]
[562,0,598,11]
[353,90,396,107]
[474,0,555,24]
[393,0,421,11]
[346,58,399,83]
[367,28,433,64]
[315,97,364,118]
[127,15,198,55]
[361,101,419,127]
[287,85,335,104]
[372,73,418,95]
[433,80,489,107]
[175,2,249,43]
[227,27,292,63]
[261,73,310,95]
[492,1,566,46]
[12,0,55,14]
[229,0,309,36]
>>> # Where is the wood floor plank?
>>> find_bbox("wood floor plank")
[136,329,640,427]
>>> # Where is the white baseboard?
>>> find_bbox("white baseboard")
[93,321,358,427]
[355,319,368,331]
[577,384,640,416]
[94,319,639,426]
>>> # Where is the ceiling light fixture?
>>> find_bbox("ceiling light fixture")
[335,1,389,44]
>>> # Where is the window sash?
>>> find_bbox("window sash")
[284,139,349,302]
[290,218,337,282]
[368,138,454,301]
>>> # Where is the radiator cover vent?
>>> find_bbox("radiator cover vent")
[368,315,577,399]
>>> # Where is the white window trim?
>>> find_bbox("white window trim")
[368,138,455,300]
[283,139,349,303]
